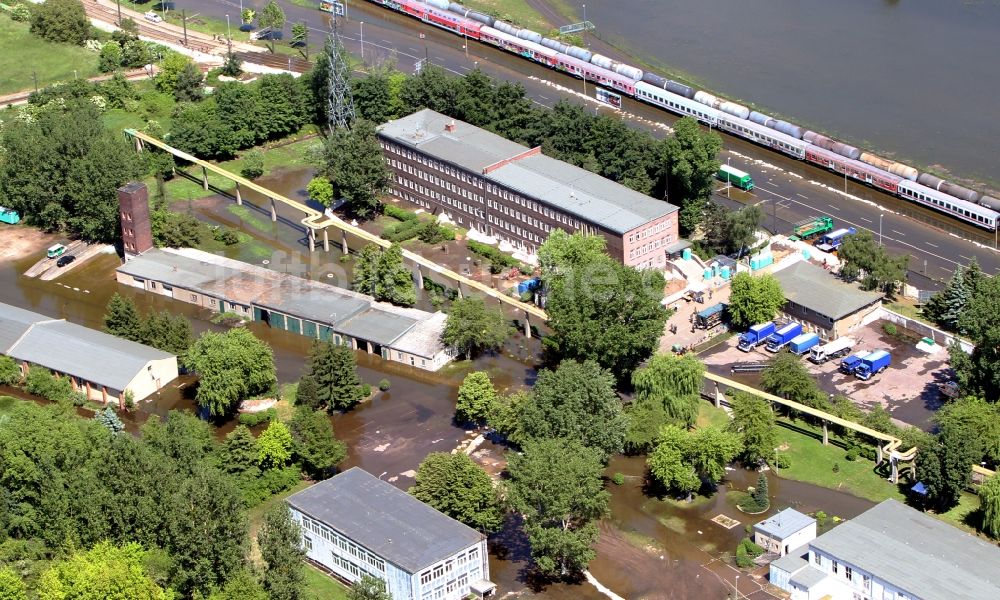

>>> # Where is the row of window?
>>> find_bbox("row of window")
[813,553,877,596]
[418,546,480,587]
[300,515,385,574]
[899,187,995,226]
[628,236,673,259]
[419,573,470,600]
[382,142,484,190]
[629,219,671,243]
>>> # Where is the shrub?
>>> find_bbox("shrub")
[417,221,455,244]
[240,149,265,180]
[238,407,278,427]
[25,367,72,402]
[882,322,898,336]
[378,378,391,391]
[832,463,840,473]
[467,240,518,269]
[739,537,765,559]
[381,219,423,243]
[845,447,860,462]
[612,472,625,486]
[384,205,418,222]
[11,3,31,22]
[773,454,791,469]
[213,226,241,245]
[735,543,752,568]
[360,383,372,398]
[0,356,21,386]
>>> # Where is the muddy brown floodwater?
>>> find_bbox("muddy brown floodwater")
[0,169,886,599]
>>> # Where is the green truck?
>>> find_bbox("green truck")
[789,216,834,241]
[717,164,754,191]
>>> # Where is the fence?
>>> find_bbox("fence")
[876,308,973,354]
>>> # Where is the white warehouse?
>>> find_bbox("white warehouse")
[286,467,495,600]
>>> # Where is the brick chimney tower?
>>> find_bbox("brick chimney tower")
[117,182,153,257]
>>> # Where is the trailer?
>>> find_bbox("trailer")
[788,332,821,355]
[765,322,803,352]
[695,302,727,329]
[855,350,891,380]
[737,322,776,352]
[717,164,754,191]
[789,216,833,241]
[0,207,20,225]
[815,227,857,253]
[839,351,870,374]
[809,337,856,364]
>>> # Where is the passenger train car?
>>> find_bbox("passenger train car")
[360,0,999,231]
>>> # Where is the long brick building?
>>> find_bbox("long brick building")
[377,109,680,269]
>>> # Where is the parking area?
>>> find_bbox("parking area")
[701,319,952,430]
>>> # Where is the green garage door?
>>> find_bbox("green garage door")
[303,321,317,339]
[286,317,302,335]
[319,326,333,341]
[270,313,286,330]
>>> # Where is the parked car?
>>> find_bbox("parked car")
[56,255,76,267]
[144,11,163,23]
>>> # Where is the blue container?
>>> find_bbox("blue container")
[720,266,731,280]
[0,207,20,225]
[802,249,812,260]
[703,268,712,280]
[682,248,692,260]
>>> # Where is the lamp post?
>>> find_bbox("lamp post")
[878,213,883,246]
[226,14,231,42]
[359,21,364,63]
[582,4,587,47]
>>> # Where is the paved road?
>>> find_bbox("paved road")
[168,0,1000,289]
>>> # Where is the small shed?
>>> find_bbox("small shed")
[754,508,816,557]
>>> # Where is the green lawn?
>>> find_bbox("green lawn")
[696,402,731,429]
[0,14,101,95]
[0,396,20,415]
[772,419,905,503]
[303,564,350,600]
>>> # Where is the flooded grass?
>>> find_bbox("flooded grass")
[227,204,275,235]
[773,420,905,503]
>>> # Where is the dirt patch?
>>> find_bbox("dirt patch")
[0,226,61,262]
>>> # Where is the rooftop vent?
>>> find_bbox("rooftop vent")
[445,120,456,132]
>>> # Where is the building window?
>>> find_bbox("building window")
[304,535,313,551]
[863,575,871,591]
[844,565,852,580]
[813,553,820,565]
[832,560,839,574]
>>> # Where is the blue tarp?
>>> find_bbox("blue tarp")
[911,482,928,496]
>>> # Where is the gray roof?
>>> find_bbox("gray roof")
[286,467,484,573]
[810,499,1000,600]
[0,303,174,391]
[770,545,809,574]
[378,109,677,235]
[754,508,815,539]
[118,248,443,351]
[789,566,828,589]
[774,261,882,320]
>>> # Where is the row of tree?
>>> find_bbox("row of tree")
[104,293,193,360]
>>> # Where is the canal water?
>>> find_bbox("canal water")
[0,167,888,599]
[583,0,1000,188]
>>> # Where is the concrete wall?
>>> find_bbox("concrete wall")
[878,307,974,353]
[123,356,179,402]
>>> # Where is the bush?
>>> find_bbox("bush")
[845,447,860,462]
[739,537,765,559]
[24,367,72,402]
[735,543,752,568]
[240,149,265,180]
[10,3,31,22]
[0,356,21,386]
[213,226,241,245]
[360,383,372,398]
[31,0,89,45]
[139,91,174,119]
[773,454,791,469]
[467,240,518,269]
[832,463,840,473]
[882,322,898,336]
[381,219,423,243]
[238,407,278,427]
[612,472,625,486]
[378,379,391,391]
[384,205,418,222]
[416,221,455,244]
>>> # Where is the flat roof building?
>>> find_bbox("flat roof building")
[0,302,178,405]
[772,260,882,340]
[753,508,816,557]
[770,499,1000,600]
[287,467,494,600]
[116,248,451,371]
[377,109,679,269]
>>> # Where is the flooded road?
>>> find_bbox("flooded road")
[583,0,1000,187]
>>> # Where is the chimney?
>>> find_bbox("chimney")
[445,120,456,133]
[117,181,153,258]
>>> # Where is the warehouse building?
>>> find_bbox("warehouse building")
[377,109,680,269]
[287,468,494,600]
[772,260,882,340]
[0,302,178,404]
[769,499,1000,600]
[116,248,451,371]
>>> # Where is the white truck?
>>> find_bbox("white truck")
[809,337,856,364]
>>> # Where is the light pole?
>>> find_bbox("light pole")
[582,4,587,47]
[734,575,740,600]
[879,213,883,246]
[359,21,364,63]
[226,14,231,42]
[727,156,731,199]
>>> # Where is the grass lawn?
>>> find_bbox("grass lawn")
[303,564,350,600]
[696,402,731,429]
[0,396,20,415]
[772,419,905,504]
[0,14,101,95]
[936,491,982,532]
[454,0,553,32]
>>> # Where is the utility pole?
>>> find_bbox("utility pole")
[116,0,122,25]
[32,71,38,93]
[181,9,188,46]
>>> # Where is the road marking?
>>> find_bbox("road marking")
[925,241,939,248]
[796,193,808,199]
[539,95,550,100]
[409,47,420,53]
[382,39,394,45]
[860,217,872,223]
[827,204,841,211]
[960,255,974,262]
[893,229,905,236]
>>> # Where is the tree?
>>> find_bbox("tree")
[240,149,265,180]
[950,275,1000,402]
[31,0,88,45]
[257,420,294,469]
[923,262,972,332]
[727,272,785,330]
[544,252,666,383]
[399,65,461,115]
[24,366,72,402]
[0,568,26,600]
[103,292,143,341]
[258,1,286,53]
[351,243,415,306]
[142,311,193,360]
[623,396,671,455]
[303,341,365,412]
[506,438,608,578]
[487,389,529,444]
[441,297,511,358]
[258,506,305,600]
[455,371,498,425]
[519,360,626,461]
[141,410,216,474]
[257,74,307,139]
[751,472,769,510]
[185,329,277,417]
[537,230,607,280]
[306,176,335,206]
[156,53,196,96]
[631,353,705,428]
[0,356,22,386]
[174,61,205,102]
[290,406,347,479]
[221,51,243,78]
[411,452,503,533]
[351,72,394,124]
[322,120,392,218]
[686,426,743,485]
[208,570,268,600]
[728,391,777,466]
[658,117,722,234]
[838,230,908,294]
[99,41,124,72]
[95,406,126,434]
[648,424,741,495]
[761,352,826,409]
[221,425,260,477]
[290,22,308,58]
[36,541,168,600]
[935,396,1000,463]
[916,427,980,512]
[295,375,321,410]
[346,576,390,600]
[980,475,1000,539]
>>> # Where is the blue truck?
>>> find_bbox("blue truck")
[815,227,857,253]
[738,322,776,352]
[839,351,870,374]
[788,332,821,355]
[766,322,803,352]
[854,350,891,380]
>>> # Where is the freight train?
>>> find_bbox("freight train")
[360,0,1000,231]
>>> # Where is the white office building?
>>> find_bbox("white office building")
[286,467,495,600]
[754,508,817,557]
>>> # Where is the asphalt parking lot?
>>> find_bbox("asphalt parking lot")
[701,320,952,431]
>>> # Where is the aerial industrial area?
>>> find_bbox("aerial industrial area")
[1,0,999,599]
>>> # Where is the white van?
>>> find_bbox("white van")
[144,11,163,23]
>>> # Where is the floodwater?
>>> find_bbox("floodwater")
[585,0,1000,187]
[0,168,888,599]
